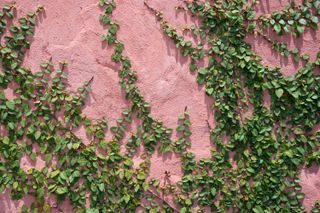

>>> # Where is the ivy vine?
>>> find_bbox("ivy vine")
[0,0,320,212]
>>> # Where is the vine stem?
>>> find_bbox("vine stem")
[254,29,305,61]
[146,189,180,212]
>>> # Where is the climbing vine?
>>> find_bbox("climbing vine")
[0,0,320,212]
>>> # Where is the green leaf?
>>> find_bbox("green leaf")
[3,137,9,145]
[293,54,300,62]
[85,208,99,213]
[72,143,80,150]
[56,186,68,194]
[34,131,41,140]
[109,24,118,35]
[95,130,105,139]
[176,125,185,132]
[99,0,106,6]
[13,181,19,189]
[275,88,284,98]
[274,24,281,34]
[30,153,36,161]
[5,101,15,110]
[137,172,146,180]
[189,63,196,72]
[297,25,305,35]
[180,207,187,213]
[206,88,214,95]
[198,68,207,75]
[152,179,160,187]
[211,188,217,197]
[50,170,60,178]
[0,91,5,100]
[299,18,307,25]
[123,194,130,204]
[253,206,264,213]
[247,167,255,173]
[3,4,12,10]
[297,192,305,200]
[59,171,68,180]
[311,16,319,24]
[302,54,310,60]
[98,183,105,191]
[292,48,299,54]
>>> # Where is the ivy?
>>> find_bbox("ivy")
[145,0,320,212]
[173,107,192,154]
[0,0,319,212]
[257,0,319,36]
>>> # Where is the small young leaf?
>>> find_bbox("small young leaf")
[275,88,284,98]
[274,24,281,34]
[311,16,319,24]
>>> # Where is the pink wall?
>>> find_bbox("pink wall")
[0,0,319,212]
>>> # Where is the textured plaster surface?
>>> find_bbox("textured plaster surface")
[0,0,319,212]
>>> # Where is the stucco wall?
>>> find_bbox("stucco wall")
[0,0,319,212]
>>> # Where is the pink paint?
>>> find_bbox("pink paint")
[0,0,319,212]
[301,164,320,212]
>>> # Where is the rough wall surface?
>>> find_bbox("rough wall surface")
[0,0,319,212]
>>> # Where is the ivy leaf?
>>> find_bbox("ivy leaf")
[296,25,305,35]
[152,179,160,187]
[0,91,5,100]
[291,48,299,54]
[98,183,105,191]
[86,208,99,213]
[123,194,130,204]
[206,88,214,95]
[3,4,12,10]
[298,18,307,25]
[297,192,305,200]
[180,207,187,213]
[302,54,310,61]
[100,15,110,25]
[293,54,300,62]
[51,170,60,178]
[247,167,255,173]
[275,89,284,98]
[13,181,19,189]
[30,153,36,161]
[198,68,207,75]
[34,131,41,140]
[59,171,68,180]
[5,101,15,110]
[311,16,319,24]
[99,0,106,6]
[137,172,146,180]
[253,206,264,213]
[274,24,281,34]
[72,143,80,150]
[189,63,196,72]
[176,125,185,132]
[283,25,291,33]
[56,186,68,194]
[3,137,9,145]
[95,130,105,139]
[211,188,217,197]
